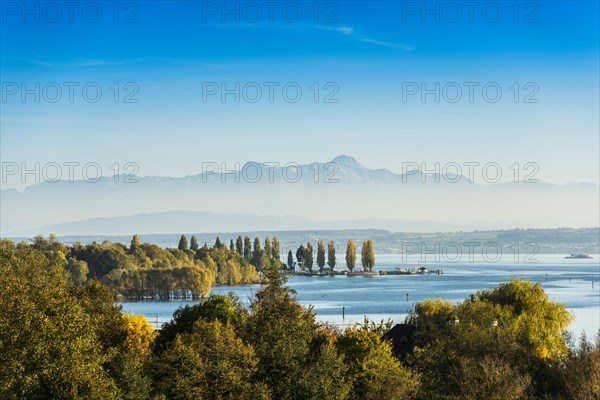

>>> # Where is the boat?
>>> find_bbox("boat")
[565,254,593,259]
[394,267,416,275]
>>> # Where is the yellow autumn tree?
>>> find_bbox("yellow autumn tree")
[121,314,157,365]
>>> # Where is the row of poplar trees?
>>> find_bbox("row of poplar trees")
[178,234,282,269]
[290,239,375,273]
[177,235,375,273]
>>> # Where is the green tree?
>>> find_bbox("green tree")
[407,279,573,399]
[264,237,272,260]
[236,235,244,255]
[130,234,141,254]
[361,240,375,272]
[327,240,336,274]
[253,237,261,259]
[305,243,314,272]
[214,236,222,248]
[242,236,251,259]
[287,250,295,270]
[246,281,319,400]
[336,327,419,400]
[0,247,119,399]
[155,294,247,352]
[476,279,572,361]
[190,236,199,251]
[272,237,281,260]
[230,239,235,251]
[178,235,188,251]
[296,245,306,270]
[346,240,356,272]
[317,240,326,273]
[152,319,270,400]
[65,258,89,286]
[561,332,600,400]
[297,342,352,400]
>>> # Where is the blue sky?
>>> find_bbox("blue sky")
[1,1,599,188]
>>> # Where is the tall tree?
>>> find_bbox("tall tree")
[130,234,141,254]
[214,236,222,248]
[346,239,356,273]
[178,235,188,251]
[367,240,375,272]
[236,236,243,255]
[361,240,375,272]
[287,250,295,270]
[305,243,314,273]
[190,236,199,251]
[264,238,272,260]
[327,240,336,274]
[296,245,306,271]
[253,237,261,259]
[243,236,251,260]
[246,279,323,400]
[272,237,281,260]
[230,239,235,251]
[317,240,326,273]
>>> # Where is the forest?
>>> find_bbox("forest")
[0,238,599,400]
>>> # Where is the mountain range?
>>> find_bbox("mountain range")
[2,155,598,235]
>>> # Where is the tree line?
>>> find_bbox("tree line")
[288,239,374,273]
[24,233,266,299]
[19,234,375,299]
[1,239,598,400]
[180,233,376,274]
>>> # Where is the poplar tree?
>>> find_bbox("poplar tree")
[178,235,188,251]
[190,236,199,251]
[361,240,375,272]
[244,236,251,259]
[287,250,294,270]
[346,239,356,273]
[305,243,314,273]
[272,237,281,260]
[296,245,306,270]
[327,240,336,274]
[236,236,243,255]
[253,237,261,257]
[264,238,272,260]
[252,237,262,266]
[317,240,326,273]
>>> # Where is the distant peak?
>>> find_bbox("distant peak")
[331,155,362,167]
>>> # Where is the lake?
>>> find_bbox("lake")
[119,254,600,337]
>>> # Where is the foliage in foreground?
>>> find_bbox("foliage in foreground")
[0,239,598,400]
[0,244,153,399]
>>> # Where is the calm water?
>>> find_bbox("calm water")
[120,254,600,336]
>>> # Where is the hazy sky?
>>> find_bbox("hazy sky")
[1,1,599,189]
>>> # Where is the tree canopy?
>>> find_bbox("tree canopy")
[1,237,595,400]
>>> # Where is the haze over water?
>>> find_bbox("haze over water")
[121,254,600,337]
